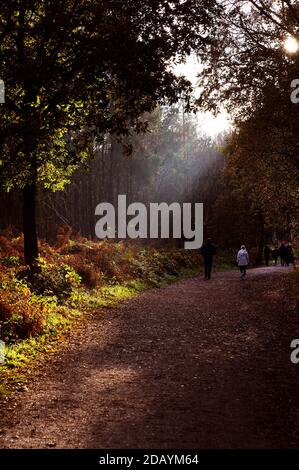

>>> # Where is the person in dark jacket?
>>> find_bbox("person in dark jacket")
[271,246,279,265]
[278,243,287,266]
[200,238,216,280]
[264,245,271,266]
[285,243,295,266]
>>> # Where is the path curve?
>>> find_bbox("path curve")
[0,266,298,448]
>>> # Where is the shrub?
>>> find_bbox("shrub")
[66,254,102,288]
[0,282,46,341]
[0,255,21,267]
[27,257,81,302]
[55,225,72,250]
[86,242,128,282]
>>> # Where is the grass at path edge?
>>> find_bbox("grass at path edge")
[0,265,203,399]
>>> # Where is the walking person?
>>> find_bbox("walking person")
[200,238,216,280]
[278,243,287,266]
[264,245,271,267]
[237,245,249,279]
[271,246,279,265]
[285,243,295,266]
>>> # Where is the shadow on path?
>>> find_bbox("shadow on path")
[0,266,298,448]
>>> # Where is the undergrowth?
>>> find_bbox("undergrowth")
[0,228,207,395]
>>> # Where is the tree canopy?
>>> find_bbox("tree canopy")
[0,0,221,264]
[196,0,299,249]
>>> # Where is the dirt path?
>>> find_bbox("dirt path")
[0,266,298,449]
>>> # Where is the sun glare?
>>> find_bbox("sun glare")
[284,36,299,54]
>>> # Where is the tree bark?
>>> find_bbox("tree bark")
[23,179,39,266]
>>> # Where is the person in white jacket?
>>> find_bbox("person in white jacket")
[237,245,249,279]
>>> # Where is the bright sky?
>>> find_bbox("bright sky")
[173,55,232,137]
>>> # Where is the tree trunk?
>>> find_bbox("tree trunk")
[23,180,39,266]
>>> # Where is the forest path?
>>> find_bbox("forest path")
[1,265,299,448]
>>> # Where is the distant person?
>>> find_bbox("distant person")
[285,243,295,266]
[264,245,271,266]
[278,243,287,266]
[271,246,279,265]
[237,245,249,279]
[200,238,216,280]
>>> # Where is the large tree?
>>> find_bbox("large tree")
[196,0,299,245]
[0,0,221,266]
[197,0,299,117]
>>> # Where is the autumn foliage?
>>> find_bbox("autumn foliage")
[0,228,200,344]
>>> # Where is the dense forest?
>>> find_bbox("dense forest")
[0,105,225,242]
[0,95,297,259]
[0,1,298,261]
[0,1,299,452]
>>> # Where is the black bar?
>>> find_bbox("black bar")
[0,449,298,469]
